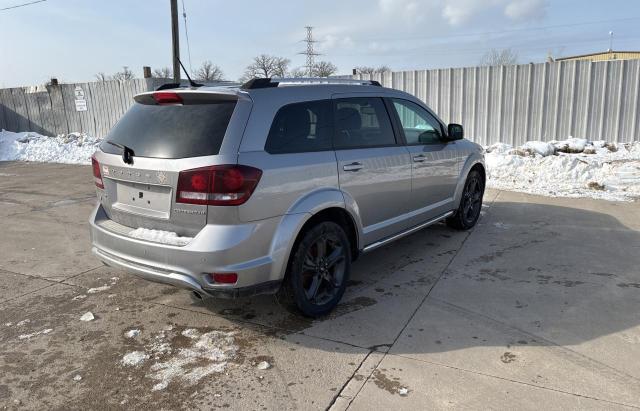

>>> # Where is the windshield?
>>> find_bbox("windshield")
[100,101,236,159]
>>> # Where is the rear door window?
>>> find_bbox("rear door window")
[265,100,333,154]
[101,101,236,159]
[333,97,396,149]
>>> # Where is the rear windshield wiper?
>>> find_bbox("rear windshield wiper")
[106,141,135,164]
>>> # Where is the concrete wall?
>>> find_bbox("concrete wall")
[354,60,640,145]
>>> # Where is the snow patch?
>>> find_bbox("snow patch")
[73,374,82,382]
[121,351,149,367]
[125,329,141,338]
[16,319,31,326]
[181,329,200,339]
[72,294,87,301]
[148,330,237,391]
[18,328,53,340]
[256,361,271,370]
[0,130,101,164]
[87,285,111,294]
[128,228,193,246]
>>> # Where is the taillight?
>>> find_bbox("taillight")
[91,155,104,189]
[176,165,262,206]
[153,91,183,105]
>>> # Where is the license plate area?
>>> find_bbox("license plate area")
[113,181,172,220]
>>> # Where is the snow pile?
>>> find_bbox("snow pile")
[485,139,640,201]
[128,228,193,246]
[0,130,101,165]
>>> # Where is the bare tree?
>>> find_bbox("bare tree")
[312,61,338,77]
[112,66,135,81]
[241,54,291,81]
[195,61,224,82]
[480,48,518,66]
[354,65,391,75]
[152,67,172,78]
[95,72,109,82]
[289,67,307,78]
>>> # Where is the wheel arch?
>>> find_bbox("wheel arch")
[453,153,486,209]
[268,189,363,282]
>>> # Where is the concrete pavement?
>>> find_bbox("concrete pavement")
[0,161,639,410]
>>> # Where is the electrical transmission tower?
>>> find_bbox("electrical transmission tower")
[298,26,322,76]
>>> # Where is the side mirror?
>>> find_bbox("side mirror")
[447,123,464,140]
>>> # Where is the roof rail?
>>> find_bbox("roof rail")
[240,77,381,90]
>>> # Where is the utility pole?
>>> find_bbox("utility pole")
[170,0,180,83]
[298,26,321,76]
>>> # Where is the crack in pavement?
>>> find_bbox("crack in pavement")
[385,352,640,410]
[0,265,104,305]
[328,191,502,410]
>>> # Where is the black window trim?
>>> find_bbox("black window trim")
[331,96,401,151]
[386,97,449,146]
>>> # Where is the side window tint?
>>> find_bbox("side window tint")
[392,99,443,145]
[265,100,333,154]
[333,97,396,149]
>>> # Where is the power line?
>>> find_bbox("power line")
[357,16,640,43]
[298,26,321,76]
[0,0,46,11]
[181,0,193,76]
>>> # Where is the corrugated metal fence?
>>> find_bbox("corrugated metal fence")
[354,60,640,145]
[0,78,169,138]
[2,60,640,145]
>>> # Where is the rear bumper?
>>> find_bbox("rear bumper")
[89,204,285,297]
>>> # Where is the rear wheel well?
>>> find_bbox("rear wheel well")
[296,208,359,262]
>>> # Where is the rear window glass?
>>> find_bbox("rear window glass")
[265,100,333,154]
[101,101,236,159]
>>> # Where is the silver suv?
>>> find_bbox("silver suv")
[89,78,485,317]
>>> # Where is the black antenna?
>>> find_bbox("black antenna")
[178,57,202,87]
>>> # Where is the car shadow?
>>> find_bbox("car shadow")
[179,201,640,366]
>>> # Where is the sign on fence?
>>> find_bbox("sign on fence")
[74,99,87,111]
[73,86,85,100]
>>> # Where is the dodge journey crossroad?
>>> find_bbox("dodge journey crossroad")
[89,77,485,317]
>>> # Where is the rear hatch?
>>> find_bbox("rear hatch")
[92,90,242,237]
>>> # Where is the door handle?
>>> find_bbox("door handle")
[413,154,427,162]
[343,162,364,172]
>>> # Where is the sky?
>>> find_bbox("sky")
[1,0,640,87]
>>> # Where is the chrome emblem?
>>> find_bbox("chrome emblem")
[156,171,168,184]
[102,165,109,175]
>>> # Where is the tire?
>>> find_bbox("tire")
[278,221,351,318]
[447,169,485,230]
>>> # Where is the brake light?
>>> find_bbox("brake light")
[153,91,183,105]
[210,273,238,284]
[91,155,104,189]
[176,165,262,206]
